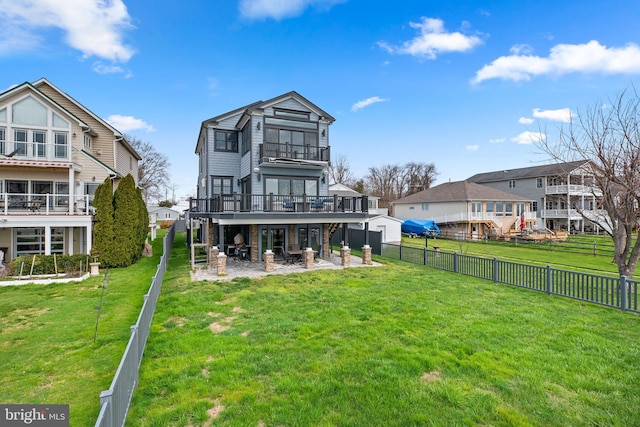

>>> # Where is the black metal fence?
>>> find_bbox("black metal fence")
[382,243,639,313]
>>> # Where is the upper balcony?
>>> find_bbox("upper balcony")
[189,193,368,215]
[258,142,330,164]
[1,193,94,216]
[545,184,601,196]
[1,140,71,162]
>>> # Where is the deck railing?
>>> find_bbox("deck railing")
[189,193,368,214]
[1,139,70,161]
[0,192,94,215]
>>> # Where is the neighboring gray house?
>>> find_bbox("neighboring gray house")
[329,183,401,243]
[467,161,602,232]
[391,180,535,239]
[148,205,181,222]
[189,91,369,261]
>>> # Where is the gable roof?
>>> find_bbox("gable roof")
[392,181,532,205]
[467,160,590,183]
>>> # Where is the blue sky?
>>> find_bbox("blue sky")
[2,0,640,199]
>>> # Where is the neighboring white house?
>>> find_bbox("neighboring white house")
[329,183,401,243]
[148,205,182,222]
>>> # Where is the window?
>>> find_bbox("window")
[14,129,27,156]
[52,112,68,128]
[516,203,525,216]
[84,135,92,149]
[532,201,538,212]
[471,202,481,216]
[211,177,233,194]
[546,201,554,210]
[15,228,64,256]
[54,132,67,158]
[536,178,543,188]
[421,202,429,211]
[508,180,516,188]
[241,125,250,155]
[486,202,494,214]
[0,127,4,155]
[215,130,238,152]
[32,181,52,204]
[33,130,46,157]
[264,177,318,196]
[496,202,504,216]
[12,96,47,126]
[7,180,27,204]
[0,108,6,123]
[274,109,310,120]
[505,202,513,216]
[85,182,99,206]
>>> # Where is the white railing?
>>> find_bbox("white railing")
[545,184,601,196]
[0,140,70,162]
[431,211,535,224]
[0,192,94,215]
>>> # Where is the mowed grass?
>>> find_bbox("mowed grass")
[0,231,166,426]
[128,233,640,426]
[402,235,631,276]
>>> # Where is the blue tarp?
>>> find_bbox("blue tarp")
[401,219,440,238]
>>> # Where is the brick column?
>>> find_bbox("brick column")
[250,224,259,262]
[217,253,227,276]
[264,250,275,272]
[340,245,351,266]
[323,225,330,258]
[209,246,220,270]
[304,247,314,269]
[362,245,372,265]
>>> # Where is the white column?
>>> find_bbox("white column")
[86,224,92,255]
[68,168,75,214]
[67,227,74,255]
[44,225,51,255]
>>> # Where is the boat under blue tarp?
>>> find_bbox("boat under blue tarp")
[401,219,440,238]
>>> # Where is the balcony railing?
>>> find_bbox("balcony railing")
[0,140,70,162]
[259,142,330,162]
[1,193,94,215]
[189,194,368,214]
[545,184,601,196]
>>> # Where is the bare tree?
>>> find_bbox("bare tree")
[329,155,355,186]
[538,88,640,278]
[365,164,402,208]
[404,162,438,196]
[127,135,171,203]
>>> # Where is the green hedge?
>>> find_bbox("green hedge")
[5,254,90,276]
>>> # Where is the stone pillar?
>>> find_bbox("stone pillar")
[264,249,274,272]
[209,246,219,270]
[304,247,314,269]
[362,245,372,265]
[217,253,227,276]
[340,245,351,266]
[250,224,259,262]
[89,262,100,276]
[323,225,330,258]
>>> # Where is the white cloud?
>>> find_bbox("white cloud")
[489,137,506,143]
[239,0,345,20]
[511,131,545,145]
[93,62,131,78]
[107,115,155,132]
[466,145,479,151]
[0,0,134,62]
[473,40,640,84]
[518,117,534,125]
[351,96,388,112]
[378,17,483,59]
[532,107,573,123]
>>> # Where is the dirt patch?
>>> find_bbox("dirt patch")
[165,316,186,328]
[203,398,224,427]
[202,368,210,377]
[209,316,236,334]
[420,370,442,383]
[231,306,244,313]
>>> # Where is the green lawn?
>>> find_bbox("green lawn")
[127,233,640,426]
[0,231,166,426]
[401,235,631,276]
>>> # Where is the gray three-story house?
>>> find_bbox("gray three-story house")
[189,91,369,262]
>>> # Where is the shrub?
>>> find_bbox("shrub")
[5,254,90,276]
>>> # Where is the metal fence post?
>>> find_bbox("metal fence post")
[399,244,403,261]
[493,257,498,283]
[620,275,628,311]
[99,390,113,427]
[130,325,139,383]
[454,251,459,273]
[546,265,552,295]
[424,247,428,266]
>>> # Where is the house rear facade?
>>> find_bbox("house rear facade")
[467,161,603,232]
[0,78,140,261]
[189,91,369,261]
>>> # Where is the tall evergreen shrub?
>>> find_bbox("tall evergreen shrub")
[113,174,140,267]
[92,177,115,266]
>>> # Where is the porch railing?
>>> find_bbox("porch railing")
[189,193,368,214]
[1,192,94,215]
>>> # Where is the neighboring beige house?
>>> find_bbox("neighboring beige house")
[0,78,141,261]
[391,180,535,239]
